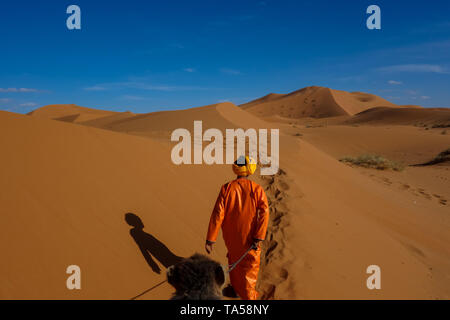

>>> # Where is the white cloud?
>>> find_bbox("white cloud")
[378,64,449,74]
[126,83,182,91]
[84,86,107,91]
[0,88,39,92]
[0,98,11,103]
[388,80,402,85]
[405,90,418,95]
[220,68,242,75]
[420,96,431,100]
[337,75,366,82]
[88,81,209,92]
[20,102,38,107]
[183,68,196,73]
[122,95,146,101]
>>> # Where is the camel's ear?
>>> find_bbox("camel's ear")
[167,265,175,278]
[215,265,225,286]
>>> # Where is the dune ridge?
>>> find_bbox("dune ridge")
[241,86,405,120]
[28,104,117,123]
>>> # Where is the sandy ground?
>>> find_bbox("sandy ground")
[1,89,449,299]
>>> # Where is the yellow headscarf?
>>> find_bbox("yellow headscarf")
[232,156,257,177]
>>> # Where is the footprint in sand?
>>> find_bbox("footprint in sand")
[417,188,432,200]
[279,268,289,281]
[377,178,447,206]
[399,184,410,190]
[432,194,448,206]
[258,168,293,299]
[265,239,279,263]
[407,244,426,258]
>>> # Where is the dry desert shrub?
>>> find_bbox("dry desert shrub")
[340,154,405,171]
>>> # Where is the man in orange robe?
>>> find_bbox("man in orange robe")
[205,156,269,300]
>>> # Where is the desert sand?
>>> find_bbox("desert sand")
[1,86,449,299]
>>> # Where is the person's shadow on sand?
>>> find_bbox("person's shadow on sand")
[125,212,183,274]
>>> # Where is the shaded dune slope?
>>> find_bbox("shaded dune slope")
[344,106,450,127]
[28,104,117,123]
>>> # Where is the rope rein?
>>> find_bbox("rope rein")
[130,279,167,300]
[130,244,256,299]
[226,243,257,273]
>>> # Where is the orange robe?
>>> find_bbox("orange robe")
[206,177,269,300]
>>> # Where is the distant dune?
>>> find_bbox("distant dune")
[78,111,137,129]
[80,103,240,138]
[28,104,117,122]
[241,86,405,119]
[31,102,271,139]
[344,106,450,127]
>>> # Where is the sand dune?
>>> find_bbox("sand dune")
[1,93,449,299]
[78,111,136,129]
[241,86,403,119]
[289,124,449,164]
[330,89,398,115]
[28,104,117,123]
[344,106,450,127]
[0,103,269,299]
[239,93,286,109]
[82,103,239,138]
[273,135,450,299]
[49,102,256,140]
[0,110,234,299]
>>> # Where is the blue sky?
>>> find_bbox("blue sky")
[1,0,449,113]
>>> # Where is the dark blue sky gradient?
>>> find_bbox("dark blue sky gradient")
[0,0,449,113]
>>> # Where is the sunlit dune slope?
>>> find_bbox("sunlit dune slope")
[80,102,272,138]
[0,110,232,299]
[241,86,405,119]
